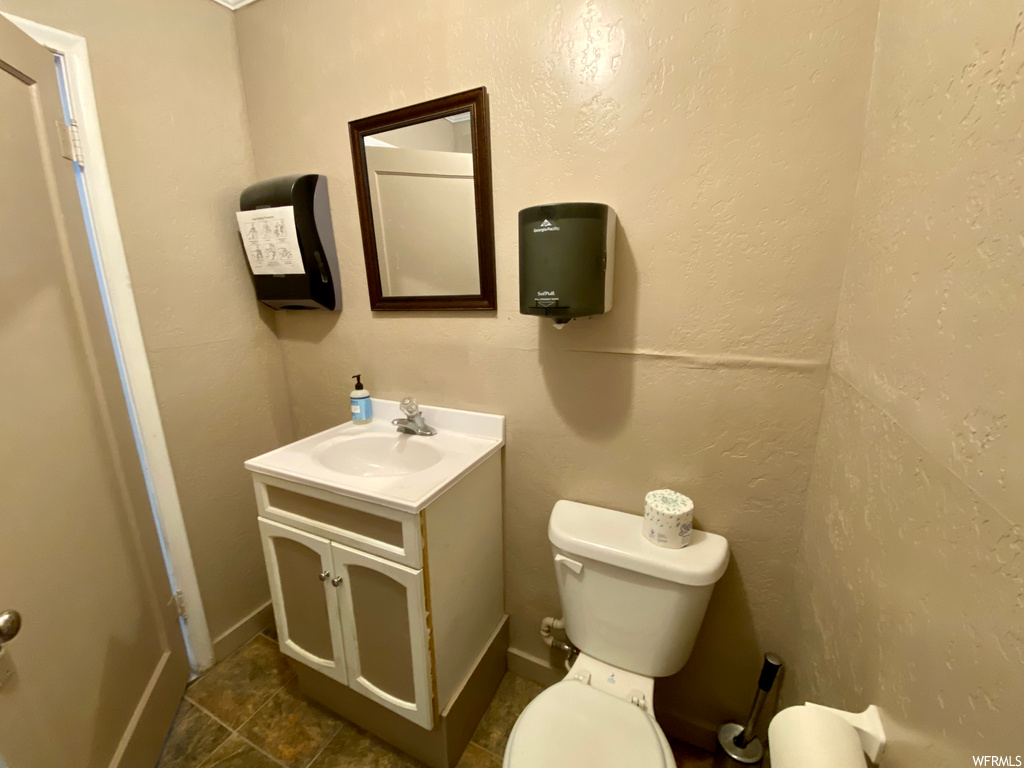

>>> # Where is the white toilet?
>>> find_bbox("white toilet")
[503,499,730,768]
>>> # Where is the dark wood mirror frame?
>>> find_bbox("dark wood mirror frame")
[349,87,497,311]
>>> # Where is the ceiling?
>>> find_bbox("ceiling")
[209,0,261,9]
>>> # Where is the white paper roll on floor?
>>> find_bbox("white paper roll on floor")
[768,706,867,768]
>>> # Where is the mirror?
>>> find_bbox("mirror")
[349,87,496,311]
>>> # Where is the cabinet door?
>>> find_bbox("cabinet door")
[259,518,347,684]
[330,542,434,728]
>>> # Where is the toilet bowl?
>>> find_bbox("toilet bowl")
[504,500,729,767]
[503,655,675,768]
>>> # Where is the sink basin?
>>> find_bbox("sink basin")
[245,398,504,513]
[314,434,444,477]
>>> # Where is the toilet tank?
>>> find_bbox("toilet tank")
[548,500,729,678]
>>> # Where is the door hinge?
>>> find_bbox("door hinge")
[173,590,187,619]
[56,119,85,165]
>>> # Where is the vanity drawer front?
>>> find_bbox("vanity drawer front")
[255,477,422,568]
[267,486,403,546]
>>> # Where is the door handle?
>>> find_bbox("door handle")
[331,575,344,587]
[0,610,22,644]
[554,554,583,574]
[319,571,330,582]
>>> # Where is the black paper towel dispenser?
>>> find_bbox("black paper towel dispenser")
[519,202,616,324]
[237,174,340,310]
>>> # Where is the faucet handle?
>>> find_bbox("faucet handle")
[400,397,419,417]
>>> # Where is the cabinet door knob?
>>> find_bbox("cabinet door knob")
[331,575,344,587]
[319,570,330,582]
[0,610,21,644]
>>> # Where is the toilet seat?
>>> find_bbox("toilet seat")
[503,680,674,768]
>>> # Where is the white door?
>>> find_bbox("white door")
[259,518,348,684]
[364,145,479,296]
[331,542,434,729]
[0,17,188,768]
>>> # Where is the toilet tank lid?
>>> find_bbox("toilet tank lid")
[548,500,729,586]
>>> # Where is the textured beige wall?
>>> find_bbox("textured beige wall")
[0,0,293,646]
[234,0,878,728]
[795,0,1024,763]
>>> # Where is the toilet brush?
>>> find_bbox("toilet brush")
[717,653,783,764]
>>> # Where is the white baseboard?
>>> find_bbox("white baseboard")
[212,601,275,662]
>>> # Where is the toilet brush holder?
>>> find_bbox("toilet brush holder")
[717,653,783,764]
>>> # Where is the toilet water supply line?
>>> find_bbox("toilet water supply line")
[541,617,579,670]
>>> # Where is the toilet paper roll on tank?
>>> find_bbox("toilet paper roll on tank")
[643,489,694,548]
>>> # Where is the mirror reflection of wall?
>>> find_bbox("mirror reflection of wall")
[363,112,479,297]
[350,87,495,311]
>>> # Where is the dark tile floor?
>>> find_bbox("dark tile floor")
[157,630,714,768]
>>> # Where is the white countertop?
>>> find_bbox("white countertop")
[244,398,504,513]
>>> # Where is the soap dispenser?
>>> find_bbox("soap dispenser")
[350,374,372,424]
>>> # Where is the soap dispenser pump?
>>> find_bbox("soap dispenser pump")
[350,374,372,424]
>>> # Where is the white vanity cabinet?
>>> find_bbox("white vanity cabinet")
[258,514,434,726]
[246,400,507,768]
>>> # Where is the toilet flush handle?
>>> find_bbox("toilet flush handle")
[554,554,583,574]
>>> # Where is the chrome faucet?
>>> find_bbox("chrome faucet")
[392,397,437,437]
